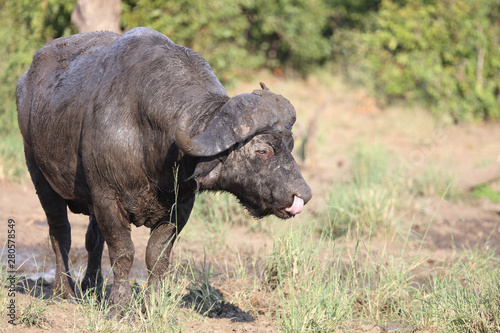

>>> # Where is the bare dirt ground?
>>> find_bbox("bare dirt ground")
[2,75,500,332]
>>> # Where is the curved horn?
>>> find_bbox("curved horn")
[175,111,239,157]
[175,93,285,157]
[174,112,199,156]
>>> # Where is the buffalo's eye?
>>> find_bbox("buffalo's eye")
[255,148,274,158]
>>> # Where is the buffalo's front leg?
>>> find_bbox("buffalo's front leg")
[146,223,177,289]
[93,199,134,317]
[145,196,194,305]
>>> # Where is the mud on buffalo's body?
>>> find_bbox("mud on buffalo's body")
[16,27,311,313]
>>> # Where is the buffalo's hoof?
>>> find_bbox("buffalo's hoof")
[81,274,104,298]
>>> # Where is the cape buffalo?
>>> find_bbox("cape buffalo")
[16,27,312,314]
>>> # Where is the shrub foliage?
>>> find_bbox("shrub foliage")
[0,0,75,133]
[336,0,500,122]
[121,0,332,80]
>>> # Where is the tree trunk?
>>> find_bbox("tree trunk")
[71,0,122,34]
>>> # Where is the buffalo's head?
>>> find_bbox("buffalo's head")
[176,83,312,219]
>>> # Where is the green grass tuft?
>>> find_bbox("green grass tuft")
[183,258,224,318]
[472,184,500,203]
[325,144,399,238]
[409,165,457,199]
[266,226,353,332]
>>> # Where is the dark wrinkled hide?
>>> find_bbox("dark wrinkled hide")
[16,27,311,315]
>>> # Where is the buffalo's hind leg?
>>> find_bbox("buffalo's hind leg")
[25,153,75,299]
[81,214,105,296]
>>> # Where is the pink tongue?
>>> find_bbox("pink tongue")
[285,196,304,215]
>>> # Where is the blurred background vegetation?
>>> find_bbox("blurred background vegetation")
[1,0,500,136]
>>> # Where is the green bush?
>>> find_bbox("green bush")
[0,0,75,133]
[121,0,256,82]
[243,0,332,75]
[121,0,332,80]
[335,0,500,122]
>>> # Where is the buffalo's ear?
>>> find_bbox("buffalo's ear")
[189,157,222,189]
[175,89,296,157]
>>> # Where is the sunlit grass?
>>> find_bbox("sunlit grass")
[2,215,500,332]
[325,144,400,238]
[472,184,500,203]
[265,225,500,332]
[409,164,457,199]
